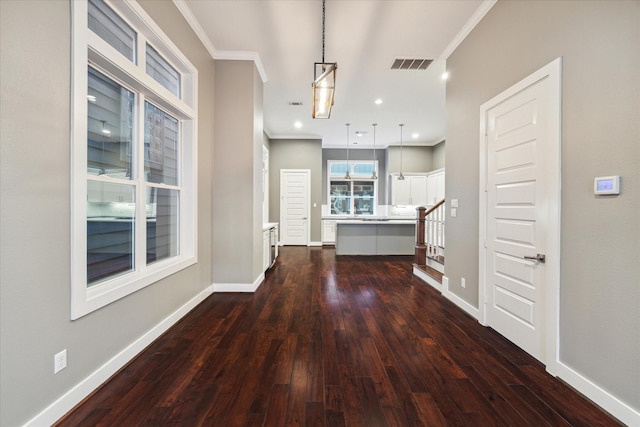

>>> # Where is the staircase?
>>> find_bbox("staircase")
[413,200,445,289]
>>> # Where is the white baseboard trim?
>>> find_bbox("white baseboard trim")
[556,361,639,426]
[24,285,214,427]
[309,241,323,247]
[411,272,637,424]
[212,273,264,293]
[413,265,442,292]
[441,276,480,320]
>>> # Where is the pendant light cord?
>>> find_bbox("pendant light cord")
[321,0,326,63]
[372,124,377,162]
[399,123,405,179]
[345,123,351,180]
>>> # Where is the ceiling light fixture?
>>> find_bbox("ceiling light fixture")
[294,121,303,129]
[374,98,383,105]
[371,123,378,180]
[344,123,351,180]
[312,0,337,119]
[398,123,405,180]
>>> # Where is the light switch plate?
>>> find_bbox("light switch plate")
[451,199,459,208]
[451,208,457,218]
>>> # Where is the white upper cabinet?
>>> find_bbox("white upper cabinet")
[390,169,444,206]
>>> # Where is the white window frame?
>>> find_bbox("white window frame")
[71,0,198,319]
[327,160,378,216]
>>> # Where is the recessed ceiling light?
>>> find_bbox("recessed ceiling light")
[374,98,383,105]
[412,133,419,139]
[441,72,449,80]
[294,121,303,129]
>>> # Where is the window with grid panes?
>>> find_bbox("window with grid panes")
[327,161,378,216]
[71,0,197,319]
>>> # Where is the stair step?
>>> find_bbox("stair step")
[414,264,443,284]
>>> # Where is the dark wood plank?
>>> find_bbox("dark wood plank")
[54,247,622,427]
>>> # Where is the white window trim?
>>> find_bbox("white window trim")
[327,160,379,216]
[71,0,198,319]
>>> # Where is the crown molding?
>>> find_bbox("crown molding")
[172,0,268,83]
[439,0,497,59]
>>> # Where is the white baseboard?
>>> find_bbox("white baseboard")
[309,241,322,247]
[413,265,442,292]
[412,274,636,425]
[212,273,264,293]
[412,271,480,320]
[442,276,480,320]
[556,361,639,426]
[24,285,214,427]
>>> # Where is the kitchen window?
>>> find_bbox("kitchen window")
[328,161,377,216]
[72,0,197,319]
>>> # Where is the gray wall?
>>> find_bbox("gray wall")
[269,139,323,243]
[431,141,445,170]
[213,60,264,283]
[0,1,215,425]
[322,148,387,205]
[445,0,639,410]
[386,145,434,175]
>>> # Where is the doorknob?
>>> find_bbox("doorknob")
[524,253,546,263]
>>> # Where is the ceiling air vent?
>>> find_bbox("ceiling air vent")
[390,58,433,71]
[288,101,303,106]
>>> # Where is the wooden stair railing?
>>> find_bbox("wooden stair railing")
[415,199,445,268]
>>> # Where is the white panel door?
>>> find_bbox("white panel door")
[280,170,309,246]
[482,61,560,364]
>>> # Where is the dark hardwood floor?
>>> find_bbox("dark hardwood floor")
[56,246,621,426]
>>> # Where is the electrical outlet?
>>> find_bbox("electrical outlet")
[54,349,67,374]
[461,277,466,288]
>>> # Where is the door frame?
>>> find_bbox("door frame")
[279,169,311,246]
[478,57,562,374]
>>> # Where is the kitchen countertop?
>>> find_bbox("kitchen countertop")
[335,219,415,225]
[322,216,415,221]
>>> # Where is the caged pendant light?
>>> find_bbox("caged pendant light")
[398,123,405,180]
[371,123,378,180]
[344,123,351,180]
[312,0,337,119]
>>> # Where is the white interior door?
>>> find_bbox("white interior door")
[480,59,561,367]
[280,169,309,246]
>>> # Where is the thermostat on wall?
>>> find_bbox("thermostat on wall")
[594,176,620,195]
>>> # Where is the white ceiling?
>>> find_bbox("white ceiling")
[179,0,493,148]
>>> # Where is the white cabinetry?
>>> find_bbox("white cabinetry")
[263,229,270,270]
[390,174,428,205]
[426,169,445,205]
[390,170,445,206]
[263,223,279,272]
[322,220,337,244]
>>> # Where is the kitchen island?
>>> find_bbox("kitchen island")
[335,219,415,255]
